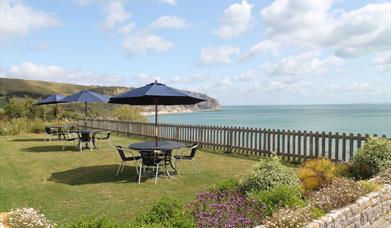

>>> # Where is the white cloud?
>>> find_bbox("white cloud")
[168,74,207,84]
[199,46,240,65]
[235,70,257,81]
[246,1,390,59]
[214,0,253,39]
[160,0,176,5]
[150,16,188,30]
[261,0,333,43]
[263,52,344,76]
[241,40,279,59]
[122,34,172,55]
[101,0,130,30]
[0,0,60,40]
[4,61,123,86]
[327,3,391,58]
[216,78,232,88]
[373,51,391,72]
[118,22,136,34]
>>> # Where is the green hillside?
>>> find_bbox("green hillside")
[0,78,221,112]
[0,78,129,98]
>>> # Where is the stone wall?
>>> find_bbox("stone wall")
[306,184,391,228]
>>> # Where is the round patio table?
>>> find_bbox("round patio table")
[69,129,103,149]
[46,125,74,140]
[128,141,185,174]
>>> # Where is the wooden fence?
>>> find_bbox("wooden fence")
[76,118,388,162]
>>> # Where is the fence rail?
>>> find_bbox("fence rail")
[75,118,388,162]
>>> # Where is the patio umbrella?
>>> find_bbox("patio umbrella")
[61,90,109,127]
[35,94,68,124]
[109,80,205,145]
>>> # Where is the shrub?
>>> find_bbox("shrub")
[241,156,299,193]
[3,97,45,120]
[252,185,305,215]
[0,118,51,135]
[210,177,240,193]
[188,189,266,227]
[309,178,369,212]
[334,162,352,178]
[351,137,391,179]
[135,197,194,227]
[298,158,337,191]
[357,180,381,192]
[113,106,146,122]
[8,207,55,228]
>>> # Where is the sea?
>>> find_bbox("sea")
[147,104,391,137]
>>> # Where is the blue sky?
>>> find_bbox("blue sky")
[1,0,390,105]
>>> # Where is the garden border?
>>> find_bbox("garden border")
[306,184,391,228]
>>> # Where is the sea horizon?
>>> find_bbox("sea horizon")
[148,103,391,136]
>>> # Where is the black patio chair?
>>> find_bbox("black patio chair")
[78,132,93,152]
[138,150,166,184]
[94,131,112,148]
[115,146,141,176]
[62,132,78,150]
[44,127,58,142]
[174,143,200,174]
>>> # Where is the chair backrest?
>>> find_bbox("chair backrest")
[62,132,73,140]
[80,132,91,142]
[105,131,111,139]
[189,144,198,158]
[139,150,159,166]
[95,131,111,140]
[116,146,127,161]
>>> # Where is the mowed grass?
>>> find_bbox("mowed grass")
[0,134,256,225]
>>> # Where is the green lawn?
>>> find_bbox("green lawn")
[0,134,256,225]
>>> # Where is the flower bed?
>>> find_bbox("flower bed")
[306,184,390,228]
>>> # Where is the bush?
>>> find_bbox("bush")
[113,106,146,122]
[3,97,45,120]
[241,156,299,193]
[134,197,194,227]
[351,137,391,179]
[357,180,381,192]
[210,177,240,193]
[309,178,369,212]
[0,118,52,135]
[188,189,266,227]
[298,158,337,192]
[252,185,305,215]
[8,207,55,228]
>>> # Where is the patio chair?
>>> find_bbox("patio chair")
[62,132,78,151]
[78,132,93,152]
[94,131,112,148]
[174,143,200,174]
[44,127,58,142]
[115,146,141,176]
[138,150,166,184]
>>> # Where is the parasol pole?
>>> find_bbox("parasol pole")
[84,102,88,128]
[56,103,59,125]
[154,97,158,146]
